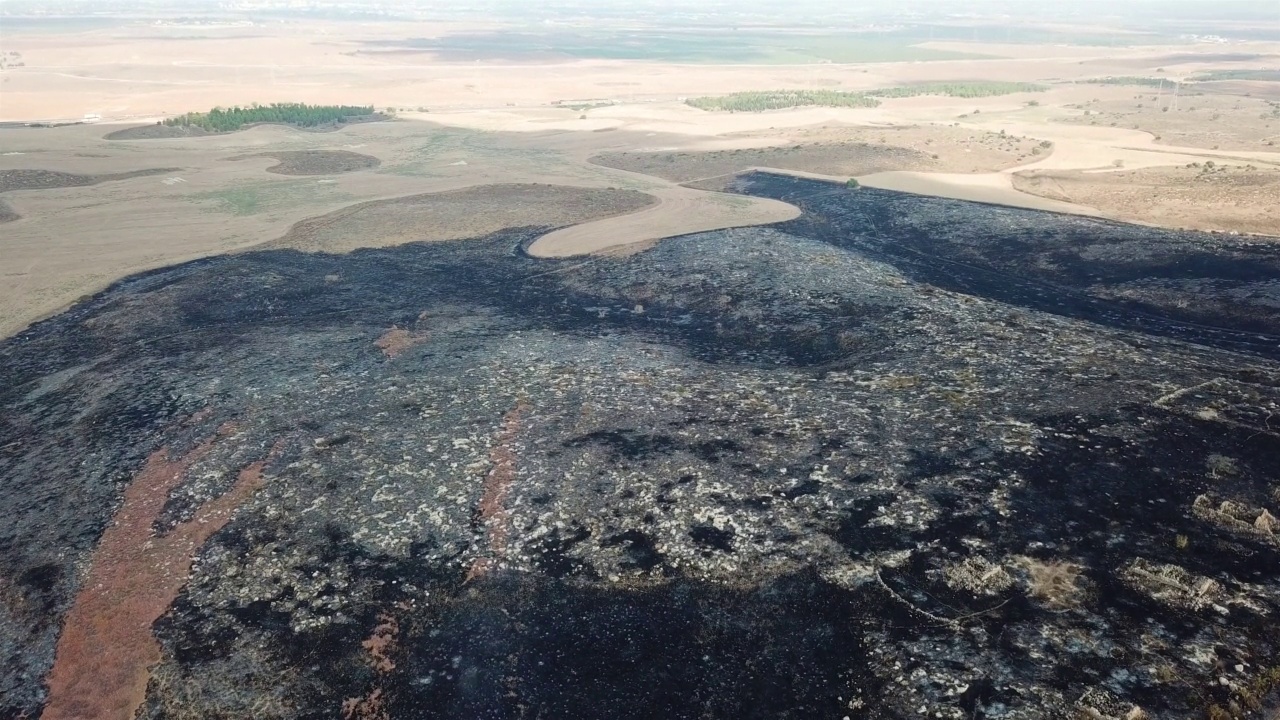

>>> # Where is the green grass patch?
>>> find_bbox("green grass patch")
[192,180,352,216]
[208,186,263,215]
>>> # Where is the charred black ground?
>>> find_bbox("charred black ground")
[2,173,1279,719]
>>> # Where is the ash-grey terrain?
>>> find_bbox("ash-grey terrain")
[2,174,1279,719]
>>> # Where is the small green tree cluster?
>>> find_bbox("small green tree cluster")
[163,103,376,132]
[685,90,881,112]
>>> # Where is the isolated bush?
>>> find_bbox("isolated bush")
[1018,557,1087,609]
[1206,453,1237,477]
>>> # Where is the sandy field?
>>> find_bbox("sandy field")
[2,19,1279,337]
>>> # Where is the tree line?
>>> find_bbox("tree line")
[162,103,377,132]
[686,90,879,112]
[1083,77,1168,87]
[687,82,1047,112]
[868,82,1046,99]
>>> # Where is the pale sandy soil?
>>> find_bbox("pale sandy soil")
[3,20,1279,337]
[858,171,1100,216]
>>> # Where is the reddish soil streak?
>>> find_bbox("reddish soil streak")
[41,429,278,720]
[465,401,526,582]
[342,611,401,720]
[361,613,400,674]
[341,688,388,720]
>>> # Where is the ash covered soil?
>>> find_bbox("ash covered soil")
[230,150,382,176]
[3,173,1280,719]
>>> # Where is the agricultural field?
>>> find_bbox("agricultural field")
[359,29,990,65]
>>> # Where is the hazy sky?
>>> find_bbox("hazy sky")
[1,0,1277,26]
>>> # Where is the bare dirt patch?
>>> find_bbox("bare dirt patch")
[591,126,1047,183]
[1013,164,1280,236]
[234,150,381,176]
[373,325,428,359]
[266,183,657,253]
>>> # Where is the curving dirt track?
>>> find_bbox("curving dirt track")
[269,183,658,254]
[527,186,800,257]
